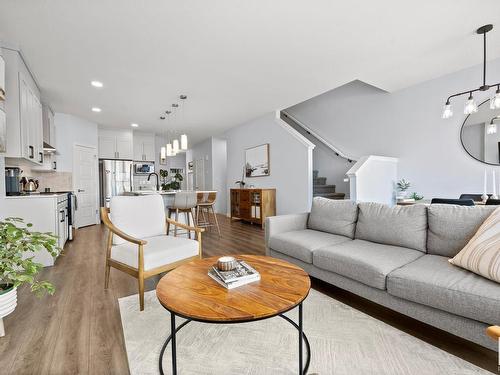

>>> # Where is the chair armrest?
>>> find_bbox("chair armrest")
[100,207,147,245]
[265,213,309,253]
[486,326,500,341]
[166,218,205,233]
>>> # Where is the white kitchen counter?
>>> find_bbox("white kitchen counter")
[129,190,217,195]
[5,193,68,199]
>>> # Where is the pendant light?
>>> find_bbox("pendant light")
[181,134,188,150]
[464,93,478,115]
[442,24,500,119]
[173,138,180,153]
[180,95,188,150]
[488,116,499,135]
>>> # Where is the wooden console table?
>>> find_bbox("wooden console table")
[230,188,276,228]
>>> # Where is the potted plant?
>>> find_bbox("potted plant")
[0,217,57,337]
[396,178,411,199]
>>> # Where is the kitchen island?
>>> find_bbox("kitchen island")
[124,190,217,211]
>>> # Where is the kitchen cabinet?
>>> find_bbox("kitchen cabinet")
[3,48,44,165]
[19,72,43,164]
[3,194,68,266]
[98,129,133,160]
[133,132,155,161]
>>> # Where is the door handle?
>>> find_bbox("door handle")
[53,161,57,170]
[78,189,85,192]
[28,145,34,159]
[39,152,43,163]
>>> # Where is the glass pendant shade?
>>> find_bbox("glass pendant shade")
[181,134,188,150]
[464,96,478,115]
[166,143,173,156]
[173,139,180,153]
[490,90,500,109]
[442,103,453,119]
[160,146,166,159]
[487,123,497,135]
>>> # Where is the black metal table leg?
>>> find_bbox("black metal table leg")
[299,302,303,375]
[171,312,177,375]
[159,307,311,375]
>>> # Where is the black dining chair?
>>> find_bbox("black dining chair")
[459,194,490,202]
[431,198,475,206]
[485,198,500,205]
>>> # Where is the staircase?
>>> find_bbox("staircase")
[313,170,345,200]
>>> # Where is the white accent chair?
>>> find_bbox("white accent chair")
[101,194,203,311]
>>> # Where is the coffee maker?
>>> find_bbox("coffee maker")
[5,167,22,195]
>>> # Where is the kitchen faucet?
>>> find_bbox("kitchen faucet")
[147,172,160,191]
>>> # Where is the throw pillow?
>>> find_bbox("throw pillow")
[449,207,500,283]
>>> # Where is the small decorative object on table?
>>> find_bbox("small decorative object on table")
[216,256,238,271]
[209,258,260,289]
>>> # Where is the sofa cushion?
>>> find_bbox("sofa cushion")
[449,207,500,283]
[355,202,427,252]
[427,204,497,257]
[313,239,423,290]
[387,255,500,325]
[308,198,358,238]
[268,229,351,263]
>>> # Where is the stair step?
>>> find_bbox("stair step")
[313,192,346,200]
[313,177,327,185]
[313,184,336,193]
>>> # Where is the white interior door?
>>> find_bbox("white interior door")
[73,144,98,228]
[193,158,205,190]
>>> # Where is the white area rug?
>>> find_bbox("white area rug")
[119,289,489,375]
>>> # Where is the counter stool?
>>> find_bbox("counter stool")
[167,191,198,238]
[196,192,221,236]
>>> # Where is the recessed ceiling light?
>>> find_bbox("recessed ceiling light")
[91,80,103,88]
[131,123,139,128]
[91,107,101,112]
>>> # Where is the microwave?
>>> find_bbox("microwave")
[134,162,155,175]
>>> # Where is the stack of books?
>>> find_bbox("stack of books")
[208,260,260,289]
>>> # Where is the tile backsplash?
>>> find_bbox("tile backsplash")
[31,171,72,192]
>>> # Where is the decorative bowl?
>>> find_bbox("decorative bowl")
[217,256,238,271]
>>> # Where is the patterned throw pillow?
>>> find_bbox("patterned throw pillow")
[449,207,500,283]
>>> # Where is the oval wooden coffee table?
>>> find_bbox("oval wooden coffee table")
[156,255,311,375]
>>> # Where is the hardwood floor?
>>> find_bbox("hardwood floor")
[0,215,496,374]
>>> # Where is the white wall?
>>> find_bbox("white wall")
[211,137,227,214]
[224,113,313,215]
[286,59,500,199]
[55,113,98,172]
[189,138,213,190]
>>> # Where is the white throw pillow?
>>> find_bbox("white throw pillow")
[449,207,500,283]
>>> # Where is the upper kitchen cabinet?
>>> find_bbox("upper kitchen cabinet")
[133,132,155,161]
[0,55,5,101]
[2,48,44,165]
[98,129,133,160]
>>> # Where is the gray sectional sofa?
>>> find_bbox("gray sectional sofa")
[265,198,500,351]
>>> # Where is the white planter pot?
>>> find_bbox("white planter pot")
[0,286,17,337]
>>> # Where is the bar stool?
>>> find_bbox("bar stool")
[196,192,221,236]
[166,191,198,238]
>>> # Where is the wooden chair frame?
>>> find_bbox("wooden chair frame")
[100,207,204,311]
[487,326,500,341]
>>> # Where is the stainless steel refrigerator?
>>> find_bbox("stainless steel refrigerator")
[99,159,133,207]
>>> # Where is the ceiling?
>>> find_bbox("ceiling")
[1,1,500,145]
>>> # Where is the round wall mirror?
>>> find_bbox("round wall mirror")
[461,100,500,165]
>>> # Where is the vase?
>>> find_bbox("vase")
[0,285,17,337]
